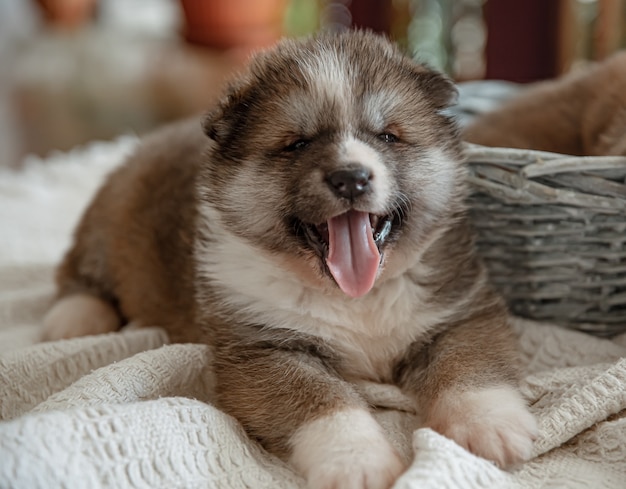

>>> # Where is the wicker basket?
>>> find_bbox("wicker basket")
[466,144,626,336]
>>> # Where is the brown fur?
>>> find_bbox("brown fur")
[464,51,626,156]
[44,32,535,488]
[52,119,204,342]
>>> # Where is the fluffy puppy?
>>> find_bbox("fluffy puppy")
[464,51,626,156]
[43,31,537,489]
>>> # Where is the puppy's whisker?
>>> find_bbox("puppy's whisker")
[392,193,412,228]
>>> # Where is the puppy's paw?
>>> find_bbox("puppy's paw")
[42,294,121,341]
[289,408,405,489]
[425,386,538,468]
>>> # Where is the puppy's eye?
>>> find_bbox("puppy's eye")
[378,133,399,144]
[284,139,310,152]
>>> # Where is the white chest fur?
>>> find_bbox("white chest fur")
[196,207,448,381]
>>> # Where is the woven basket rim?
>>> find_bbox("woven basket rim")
[464,143,626,172]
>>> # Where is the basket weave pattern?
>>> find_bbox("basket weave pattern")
[466,144,626,336]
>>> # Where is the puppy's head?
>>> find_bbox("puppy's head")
[200,31,466,298]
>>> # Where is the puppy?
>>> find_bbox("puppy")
[464,51,626,156]
[43,31,537,489]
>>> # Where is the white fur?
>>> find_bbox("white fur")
[362,90,404,131]
[425,385,538,467]
[289,408,405,489]
[42,293,119,341]
[196,204,452,380]
[339,137,392,212]
[299,47,350,109]
[412,147,460,213]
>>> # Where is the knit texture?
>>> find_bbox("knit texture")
[1,131,625,489]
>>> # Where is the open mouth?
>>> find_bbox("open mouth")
[302,213,396,257]
[293,209,401,298]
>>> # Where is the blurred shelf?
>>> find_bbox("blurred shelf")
[1,26,244,168]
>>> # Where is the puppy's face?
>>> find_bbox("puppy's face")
[200,32,466,297]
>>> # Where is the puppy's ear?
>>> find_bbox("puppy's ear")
[202,77,251,144]
[202,102,227,143]
[202,105,225,143]
[412,66,458,109]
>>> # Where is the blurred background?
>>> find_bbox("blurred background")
[0,0,625,168]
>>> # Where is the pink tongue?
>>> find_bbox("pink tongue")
[326,210,380,298]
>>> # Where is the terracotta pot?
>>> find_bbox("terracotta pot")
[180,0,288,50]
[34,0,97,29]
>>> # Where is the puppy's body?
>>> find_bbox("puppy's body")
[47,119,203,343]
[44,32,536,489]
[464,51,626,156]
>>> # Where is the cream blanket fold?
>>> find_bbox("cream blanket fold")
[1,136,625,489]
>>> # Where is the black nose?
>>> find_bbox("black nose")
[327,168,372,200]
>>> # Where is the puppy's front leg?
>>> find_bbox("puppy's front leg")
[214,337,405,489]
[396,299,537,468]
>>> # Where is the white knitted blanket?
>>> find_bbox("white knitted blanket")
[1,137,626,489]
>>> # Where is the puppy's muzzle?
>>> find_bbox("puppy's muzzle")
[327,166,372,200]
